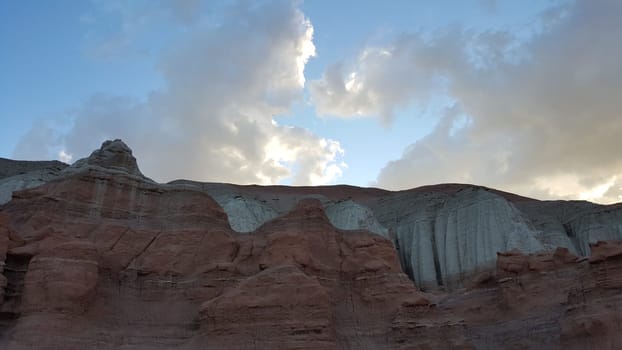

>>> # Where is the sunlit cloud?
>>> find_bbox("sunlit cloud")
[309,0,622,204]
[58,150,73,163]
[14,0,345,186]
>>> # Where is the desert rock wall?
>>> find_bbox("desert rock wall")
[4,140,622,291]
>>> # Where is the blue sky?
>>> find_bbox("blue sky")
[2,0,622,203]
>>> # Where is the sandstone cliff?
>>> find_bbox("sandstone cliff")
[1,139,622,349]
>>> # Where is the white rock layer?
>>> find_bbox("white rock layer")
[567,208,622,255]
[369,188,544,289]
[0,169,63,205]
[433,189,543,288]
[214,196,279,233]
[325,200,389,238]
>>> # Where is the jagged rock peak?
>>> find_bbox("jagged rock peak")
[64,139,146,178]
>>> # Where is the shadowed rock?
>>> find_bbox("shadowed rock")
[0,159,68,205]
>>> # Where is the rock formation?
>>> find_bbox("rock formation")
[1,139,622,349]
[0,158,67,205]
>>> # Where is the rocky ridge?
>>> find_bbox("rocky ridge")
[175,177,622,290]
[0,139,621,349]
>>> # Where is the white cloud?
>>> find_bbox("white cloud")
[309,42,446,124]
[14,0,345,186]
[58,150,73,163]
[333,0,622,203]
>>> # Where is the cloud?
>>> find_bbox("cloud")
[308,42,442,124]
[13,119,65,161]
[168,0,202,24]
[327,0,622,203]
[14,0,345,186]
[308,25,485,124]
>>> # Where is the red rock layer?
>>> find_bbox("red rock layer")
[0,171,434,349]
[436,244,622,349]
[2,164,622,349]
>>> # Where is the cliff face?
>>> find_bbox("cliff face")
[0,141,433,349]
[186,180,622,290]
[1,139,622,349]
[0,158,67,205]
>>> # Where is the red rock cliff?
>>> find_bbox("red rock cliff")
[1,140,622,349]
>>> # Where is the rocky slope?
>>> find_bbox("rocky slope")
[177,176,622,290]
[0,158,67,205]
[1,139,622,349]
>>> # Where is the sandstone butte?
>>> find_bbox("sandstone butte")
[0,139,622,349]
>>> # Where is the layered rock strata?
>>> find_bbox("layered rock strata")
[0,141,432,349]
[4,141,622,290]
[0,139,622,348]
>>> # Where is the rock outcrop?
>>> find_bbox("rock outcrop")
[0,141,431,349]
[1,139,622,349]
[62,139,147,179]
[211,195,278,233]
[0,158,67,205]
[325,199,389,238]
[375,187,544,289]
[187,181,622,290]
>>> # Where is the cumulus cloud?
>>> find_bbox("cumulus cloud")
[308,25,489,124]
[14,0,345,185]
[309,43,441,124]
[317,0,622,203]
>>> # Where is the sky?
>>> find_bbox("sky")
[1,0,622,203]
